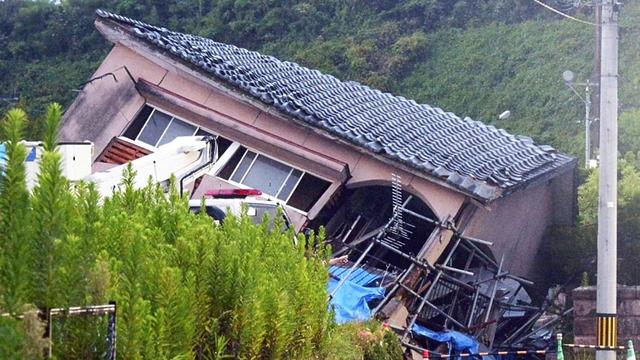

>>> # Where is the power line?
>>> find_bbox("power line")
[532,0,598,26]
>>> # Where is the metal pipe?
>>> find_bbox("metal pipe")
[437,264,474,276]
[458,235,493,246]
[371,264,415,315]
[329,209,402,298]
[372,225,442,315]
[397,282,466,329]
[484,255,504,323]
[466,287,481,327]
[179,136,217,197]
[329,240,376,299]
[499,308,545,346]
[461,239,533,285]
[398,206,437,224]
[340,215,361,244]
[401,270,445,341]
[402,239,463,340]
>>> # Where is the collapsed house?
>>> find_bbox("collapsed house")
[59,10,577,356]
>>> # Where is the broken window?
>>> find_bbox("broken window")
[218,146,329,212]
[124,105,330,212]
[124,105,216,148]
[157,117,197,146]
[123,105,152,139]
[287,173,330,211]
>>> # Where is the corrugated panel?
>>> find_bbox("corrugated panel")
[95,10,574,201]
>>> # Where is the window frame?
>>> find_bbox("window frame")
[226,148,306,204]
[125,104,332,214]
[130,106,201,148]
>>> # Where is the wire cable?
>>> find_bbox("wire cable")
[532,0,598,26]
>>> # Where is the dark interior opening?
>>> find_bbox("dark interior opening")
[318,185,438,270]
[123,105,152,140]
[217,146,247,180]
[287,174,330,212]
[195,128,233,156]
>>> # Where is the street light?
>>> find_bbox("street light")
[498,110,511,120]
[563,70,598,169]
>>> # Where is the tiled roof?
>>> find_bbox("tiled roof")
[96,9,574,201]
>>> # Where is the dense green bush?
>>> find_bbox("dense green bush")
[0,104,347,359]
[323,322,403,360]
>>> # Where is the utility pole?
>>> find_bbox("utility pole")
[596,0,619,359]
[561,71,595,168]
[584,81,592,168]
[593,3,601,151]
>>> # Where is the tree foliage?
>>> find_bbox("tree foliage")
[539,153,640,288]
[0,108,31,314]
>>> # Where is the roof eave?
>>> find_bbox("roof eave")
[499,155,577,196]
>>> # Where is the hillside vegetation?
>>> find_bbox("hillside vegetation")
[4,0,640,161]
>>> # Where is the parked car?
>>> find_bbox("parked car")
[188,188,292,231]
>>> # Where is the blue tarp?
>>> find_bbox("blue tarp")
[26,146,36,161]
[329,265,381,287]
[328,266,385,324]
[412,324,480,357]
[0,144,36,167]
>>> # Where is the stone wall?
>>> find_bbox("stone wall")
[573,285,640,347]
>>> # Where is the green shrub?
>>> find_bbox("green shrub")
[0,105,342,359]
[324,321,404,360]
[360,323,403,360]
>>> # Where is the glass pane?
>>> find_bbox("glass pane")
[158,118,197,146]
[218,146,246,180]
[277,169,302,201]
[246,203,279,229]
[242,155,292,196]
[230,150,254,183]
[215,136,233,155]
[123,105,153,140]
[138,110,171,146]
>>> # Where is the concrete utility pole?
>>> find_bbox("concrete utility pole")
[596,0,619,359]
[562,71,595,168]
[593,2,601,142]
[584,81,592,168]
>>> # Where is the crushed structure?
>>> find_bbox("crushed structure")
[59,10,577,356]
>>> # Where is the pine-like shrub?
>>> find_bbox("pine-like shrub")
[0,105,361,359]
[0,108,32,314]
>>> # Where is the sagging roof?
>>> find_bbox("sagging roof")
[95,9,575,202]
